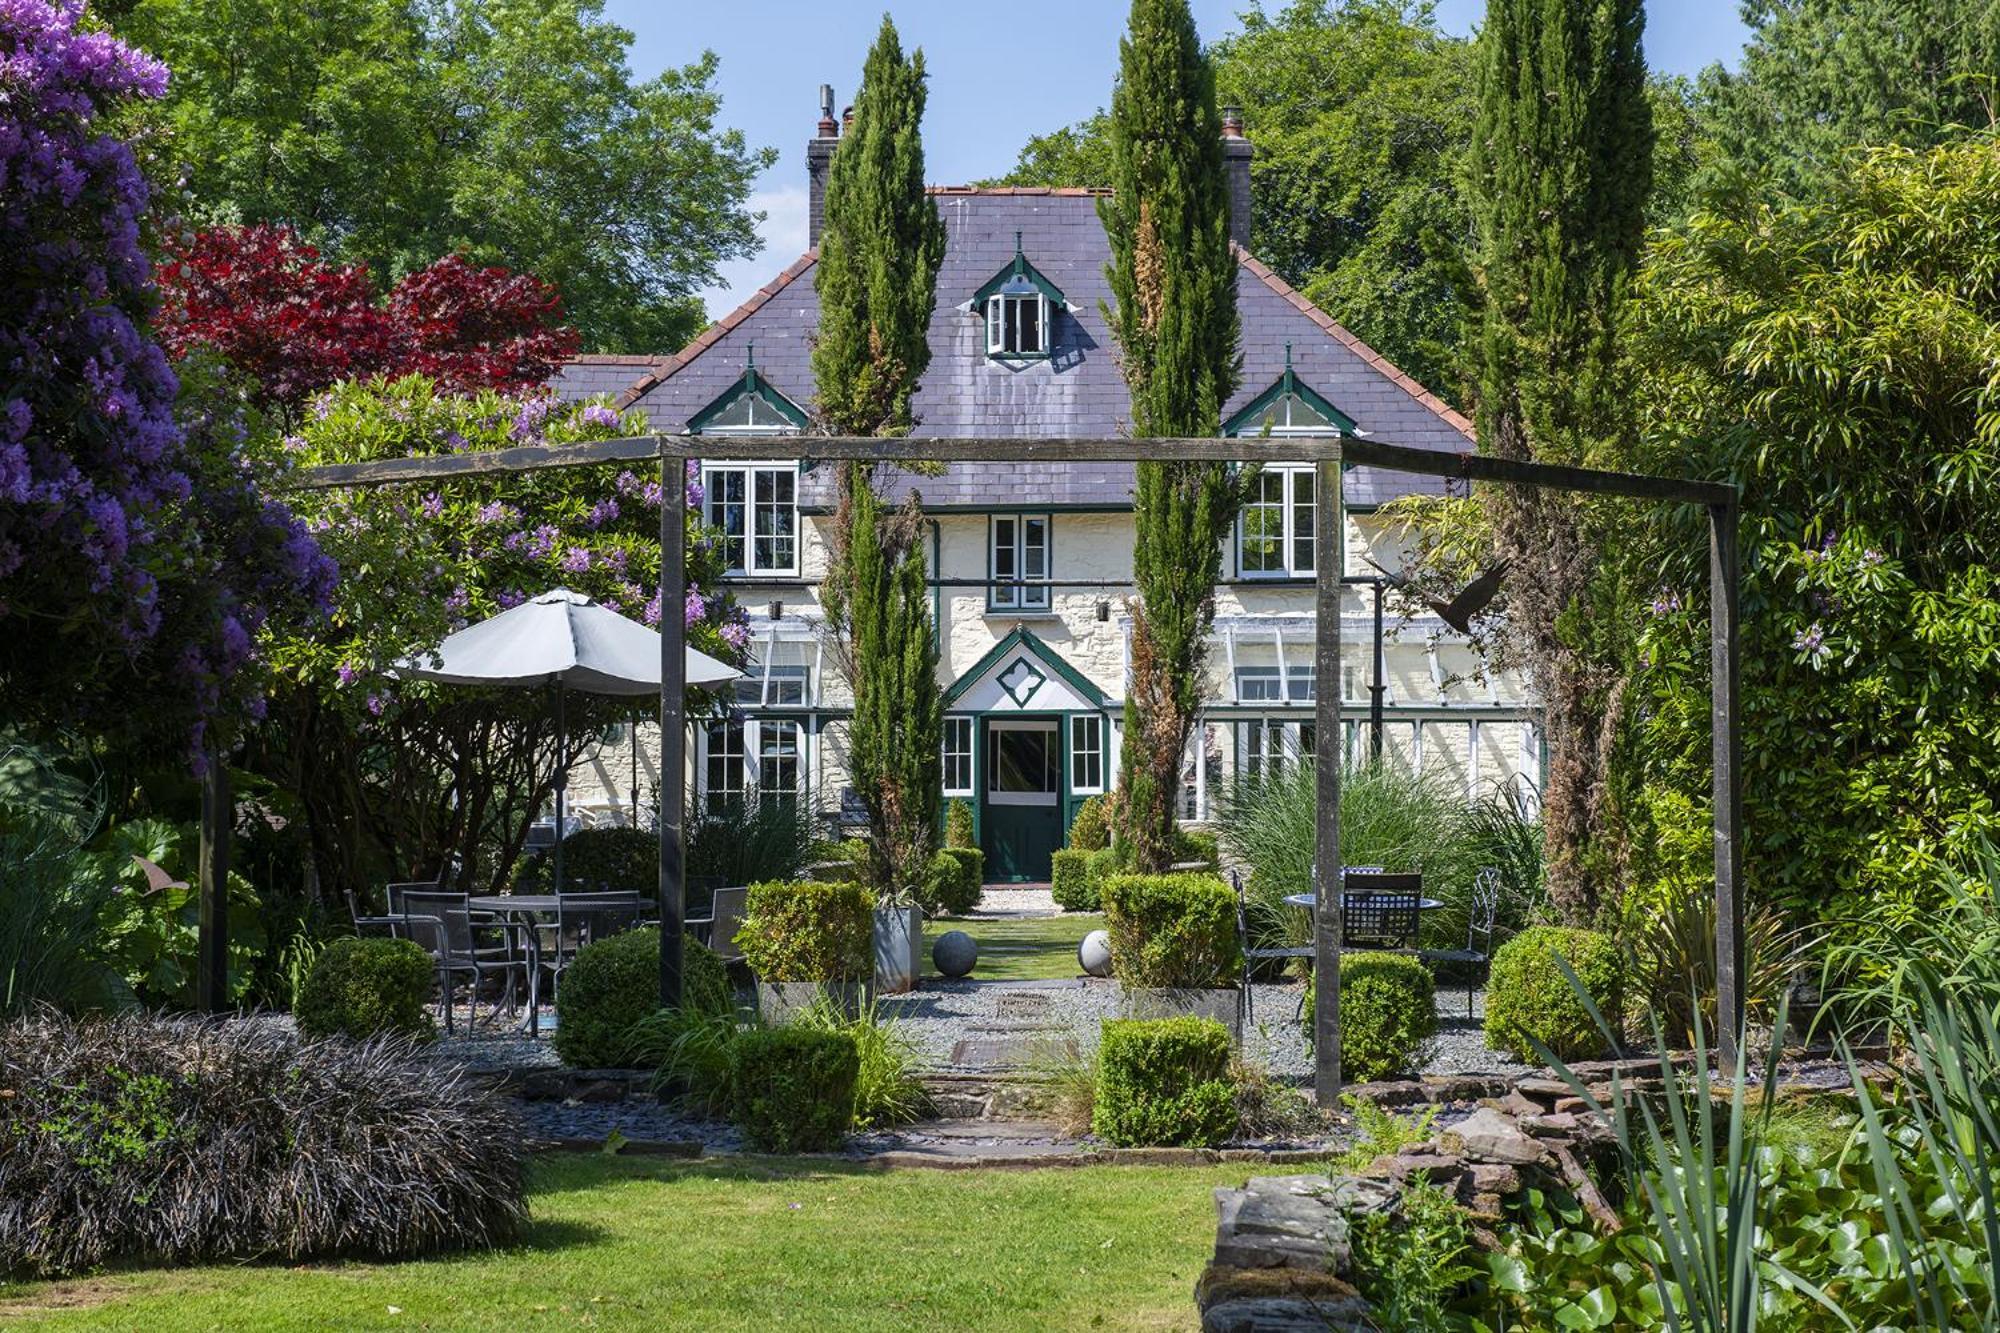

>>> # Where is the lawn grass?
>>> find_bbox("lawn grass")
[2,1155,1244,1331]
[923,912,1103,981]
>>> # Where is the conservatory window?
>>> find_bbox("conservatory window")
[942,716,974,795]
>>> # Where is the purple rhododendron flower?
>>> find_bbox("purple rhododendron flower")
[581,403,620,429]
[336,663,358,686]
[721,619,750,650]
[561,546,591,574]
[525,524,559,560]
[586,498,619,529]
[510,395,552,440]
[420,492,444,519]
[366,693,385,717]
[642,593,662,627]
[684,588,707,625]
[498,588,527,609]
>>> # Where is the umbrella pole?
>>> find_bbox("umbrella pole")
[554,680,566,895]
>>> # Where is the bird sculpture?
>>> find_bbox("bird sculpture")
[1364,556,1513,634]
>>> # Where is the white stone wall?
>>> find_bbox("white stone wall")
[566,504,1541,823]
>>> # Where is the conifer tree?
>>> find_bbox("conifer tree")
[813,16,947,898]
[1099,0,1242,871]
[1469,0,1652,921]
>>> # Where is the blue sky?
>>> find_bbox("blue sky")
[608,2,1750,319]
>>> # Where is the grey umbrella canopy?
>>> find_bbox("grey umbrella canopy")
[396,588,740,891]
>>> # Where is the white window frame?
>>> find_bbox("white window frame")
[1236,465,1316,578]
[702,719,745,812]
[703,463,800,577]
[942,716,975,796]
[985,292,1050,357]
[1069,714,1104,794]
[989,515,1051,611]
[700,715,806,810]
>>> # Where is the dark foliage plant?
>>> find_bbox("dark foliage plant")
[729,1026,860,1153]
[555,929,726,1070]
[1093,1016,1237,1148]
[1100,873,1242,989]
[557,826,659,894]
[684,795,818,891]
[294,936,436,1042]
[0,1010,524,1278]
[735,881,875,983]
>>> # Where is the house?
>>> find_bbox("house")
[558,99,1541,882]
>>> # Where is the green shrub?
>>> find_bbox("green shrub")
[1485,926,1622,1063]
[1092,1017,1237,1147]
[554,928,727,1069]
[1352,1179,1477,1332]
[1050,848,1096,911]
[686,796,817,888]
[935,847,984,915]
[730,1026,860,1151]
[557,826,657,893]
[1100,873,1241,989]
[1068,795,1111,852]
[736,880,875,982]
[295,936,435,1042]
[1301,952,1439,1082]
[789,998,931,1130]
[944,799,976,849]
[1,1010,524,1277]
[1172,825,1220,869]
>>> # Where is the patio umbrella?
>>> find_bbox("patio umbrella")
[396,588,739,892]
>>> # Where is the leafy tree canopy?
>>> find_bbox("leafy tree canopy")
[114,0,775,353]
[1624,134,2000,926]
[1697,0,2000,199]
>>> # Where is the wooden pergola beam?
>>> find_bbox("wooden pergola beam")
[272,431,1745,1086]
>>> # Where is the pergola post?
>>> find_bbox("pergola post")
[1312,457,1346,1104]
[197,751,230,1014]
[658,451,687,1009]
[1710,498,1744,1068]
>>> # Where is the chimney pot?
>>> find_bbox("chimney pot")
[807,85,839,249]
[1221,109,1254,249]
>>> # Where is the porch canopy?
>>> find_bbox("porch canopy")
[271,431,1744,1100]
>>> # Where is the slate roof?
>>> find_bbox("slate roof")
[562,189,1473,510]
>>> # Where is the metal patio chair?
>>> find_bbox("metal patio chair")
[1233,872,1313,1025]
[400,890,532,1033]
[1421,867,1501,1018]
[1340,873,1423,951]
[689,885,749,965]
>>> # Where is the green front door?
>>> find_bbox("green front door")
[981,719,1063,882]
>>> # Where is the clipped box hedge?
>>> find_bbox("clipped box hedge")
[730,1026,860,1152]
[1100,872,1241,989]
[295,935,435,1042]
[1092,1016,1237,1148]
[1484,925,1622,1063]
[1050,848,1096,911]
[736,880,875,982]
[1302,951,1439,1083]
[926,847,984,916]
[554,928,729,1069]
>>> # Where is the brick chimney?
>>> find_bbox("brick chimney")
[1221,106,1254,250]
[807,84,839,250]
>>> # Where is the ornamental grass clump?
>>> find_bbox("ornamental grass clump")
[1100,873,1241,989]
[1092,1016,1237,1148]
[736,880,874,982]
[0,1009,525,1278]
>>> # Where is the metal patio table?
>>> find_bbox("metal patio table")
[467,895,657,1036]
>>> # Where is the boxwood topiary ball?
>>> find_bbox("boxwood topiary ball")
[932,929,978,978]
[1078,929,1113,977]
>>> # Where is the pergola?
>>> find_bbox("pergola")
[219,431,1741,1099]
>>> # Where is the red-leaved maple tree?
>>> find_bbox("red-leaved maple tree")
[156,226,581,414]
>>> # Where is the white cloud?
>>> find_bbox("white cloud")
[697,182,810,320]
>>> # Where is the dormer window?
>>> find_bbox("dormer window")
[691,348,806,578]
[1224,347,1355,579]
[972,233,1064,361]
[686,346,809,435]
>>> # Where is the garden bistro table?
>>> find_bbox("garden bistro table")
[1281,889,1444,952]
[467,895,657,1036]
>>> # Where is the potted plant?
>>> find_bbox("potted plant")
[873,884,924,996]
[1101,872,1245,1038]
[737,879,876,1022]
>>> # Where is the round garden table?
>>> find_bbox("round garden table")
[1280,892,1446,912]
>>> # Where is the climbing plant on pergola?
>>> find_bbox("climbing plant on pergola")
[250,430,1742,1098]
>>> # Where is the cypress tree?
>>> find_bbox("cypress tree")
[1468,0,1651,921]
[1099,0,1242,872]
[813,17,947,898]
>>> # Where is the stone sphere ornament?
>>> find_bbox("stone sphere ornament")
[932,929,978,979]
[1078,929,1113,978]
